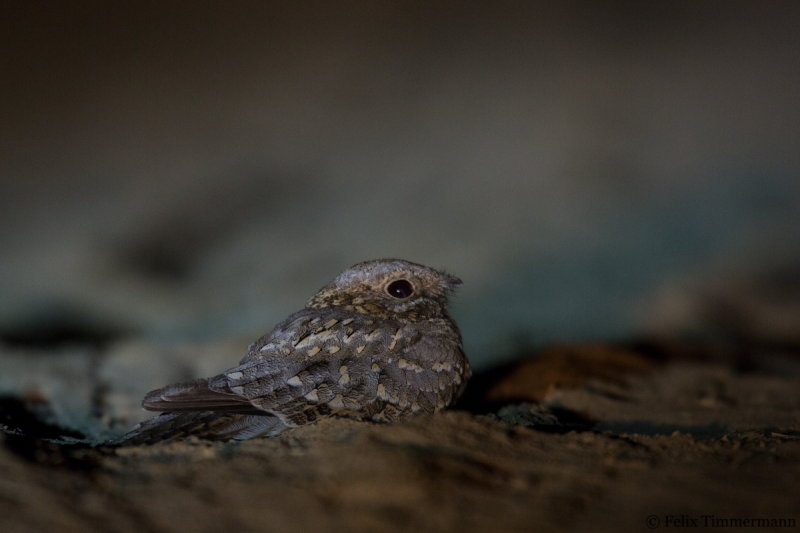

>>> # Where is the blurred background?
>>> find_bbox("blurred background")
[2,0,800,369]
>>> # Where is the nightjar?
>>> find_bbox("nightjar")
[115,259,469,444]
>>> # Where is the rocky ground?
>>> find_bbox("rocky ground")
[1,338,798,533]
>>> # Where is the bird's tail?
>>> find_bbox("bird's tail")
[110,411,287,446]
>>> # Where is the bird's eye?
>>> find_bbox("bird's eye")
[386,279,414,299]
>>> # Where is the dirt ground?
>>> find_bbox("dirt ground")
[1,340,799,533]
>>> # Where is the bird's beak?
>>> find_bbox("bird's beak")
[446,274,463,287]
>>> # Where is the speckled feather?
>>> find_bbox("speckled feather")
[114,259,470,444]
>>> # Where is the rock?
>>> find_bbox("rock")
[479,343,660,406]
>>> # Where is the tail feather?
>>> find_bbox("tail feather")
[142,378,255,412]
[110,411,287,446]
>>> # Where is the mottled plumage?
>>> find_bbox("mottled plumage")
[115,259,470,444]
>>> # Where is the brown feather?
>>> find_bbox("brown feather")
[142,378,255,412]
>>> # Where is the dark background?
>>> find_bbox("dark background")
[3,1,799,368]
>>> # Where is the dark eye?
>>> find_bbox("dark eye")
[386,279,414,299]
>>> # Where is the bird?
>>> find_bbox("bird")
[114,258,470,444]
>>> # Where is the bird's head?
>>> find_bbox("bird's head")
[307,258,462,320]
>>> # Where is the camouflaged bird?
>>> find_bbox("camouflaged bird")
[115,259,470,444]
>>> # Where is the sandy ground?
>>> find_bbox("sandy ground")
[1,341,798,533]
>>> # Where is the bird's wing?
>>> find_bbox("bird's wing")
[141,308,343,413]
[141,313,466,428]
[141,348,374,427]
[220,316,467,425]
